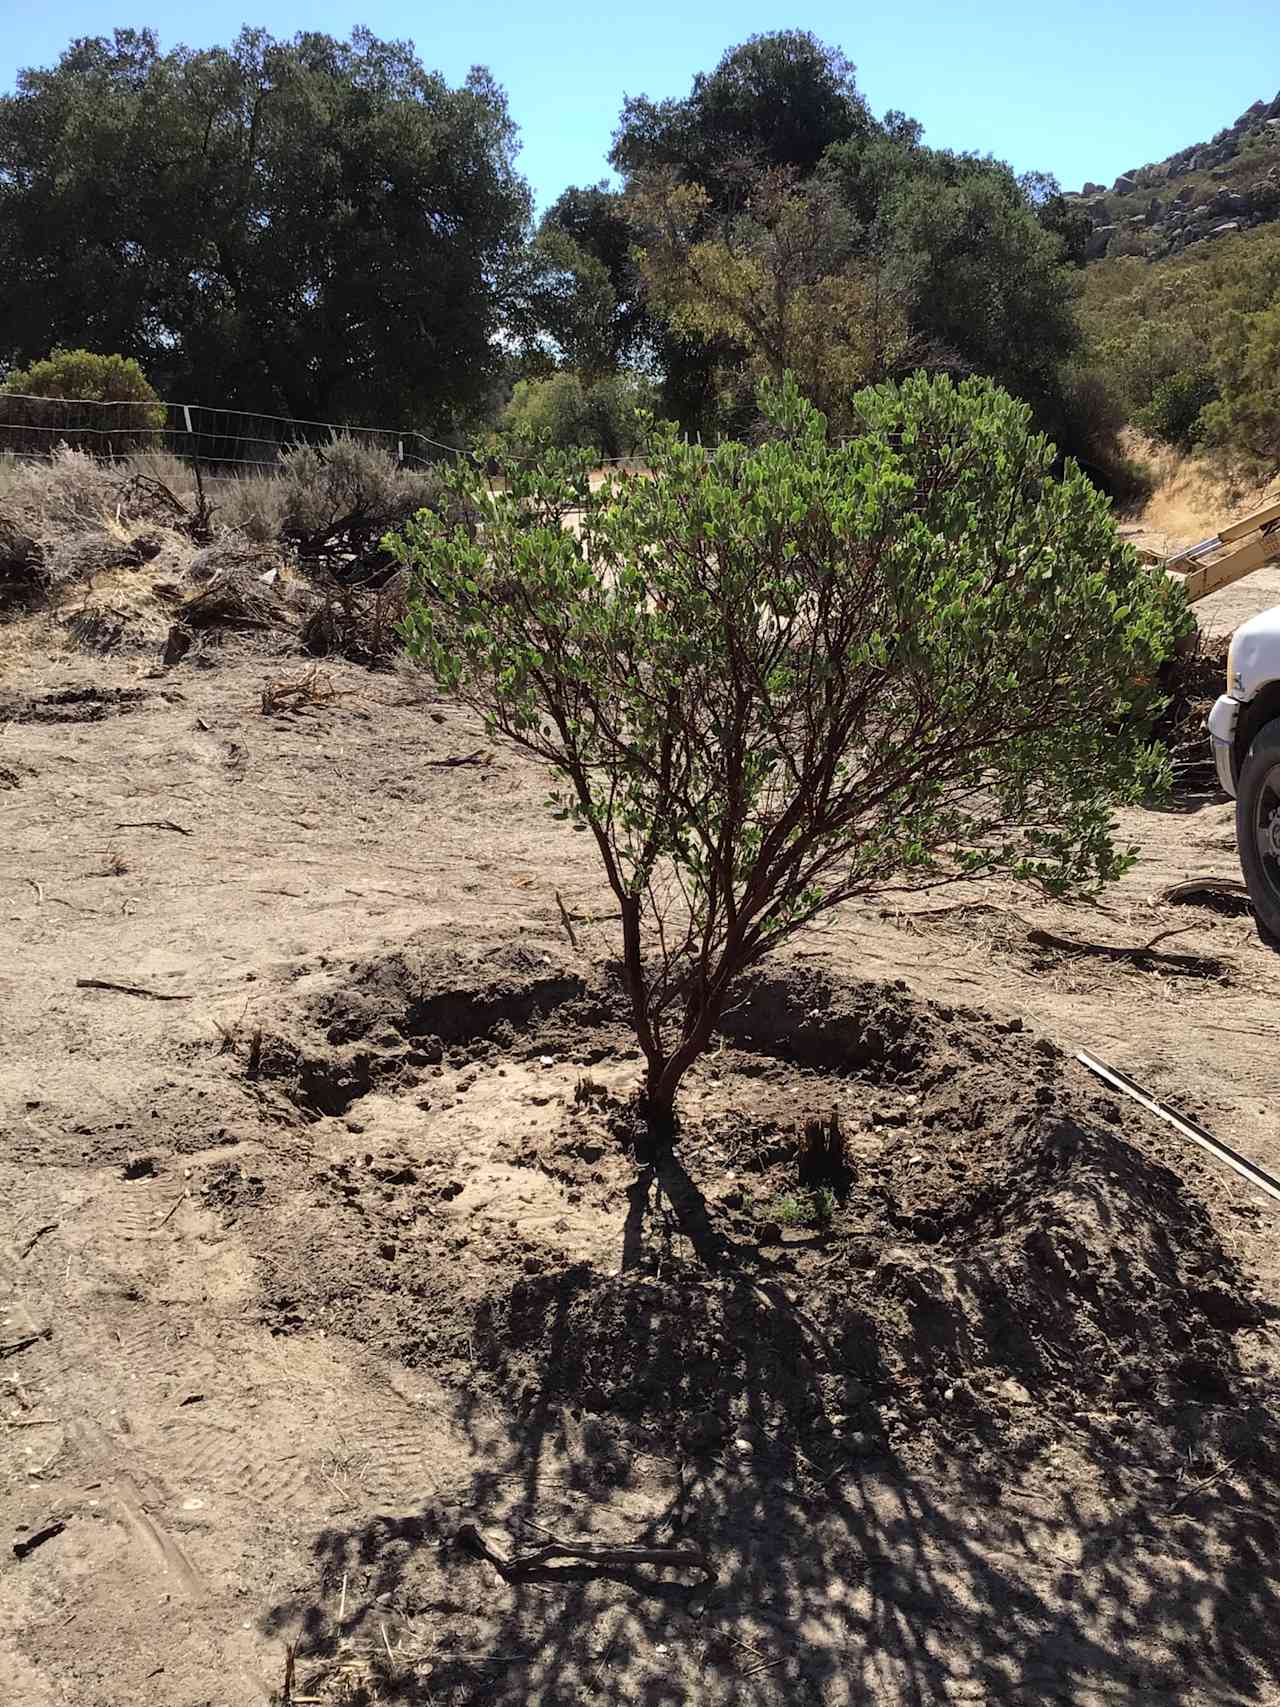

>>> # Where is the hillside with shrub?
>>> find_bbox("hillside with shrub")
[1063,89,1280,477]
[1079,224,1280,466]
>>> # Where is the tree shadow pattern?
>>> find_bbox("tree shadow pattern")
[263,1139,1280,1707]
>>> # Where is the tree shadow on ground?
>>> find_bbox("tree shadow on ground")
[262,1148,1280,1706]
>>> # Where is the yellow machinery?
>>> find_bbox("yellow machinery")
[1138,498,1280,604]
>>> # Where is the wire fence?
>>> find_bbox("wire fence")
[0,392,647,479]
[0,392,470,478]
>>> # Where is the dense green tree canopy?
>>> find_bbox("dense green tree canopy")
[602,32,1090,454]
[611,31,872,203]
[0,28,529,427]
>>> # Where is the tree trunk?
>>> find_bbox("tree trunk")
[639,996,725,1139]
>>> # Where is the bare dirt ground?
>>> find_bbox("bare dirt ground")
[3,563,1280,1706]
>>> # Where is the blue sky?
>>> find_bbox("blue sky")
[4,1,1280,211]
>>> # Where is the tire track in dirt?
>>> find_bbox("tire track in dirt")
[70,1417,207,1599]
[155,1419,312,1509]
[2,1259,207,1602]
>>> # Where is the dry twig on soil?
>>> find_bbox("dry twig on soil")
[1028,925,1207,968]
[116,819,191,836]
[555,891,579,951]
[424,748,489,767]
[75,978,193,1001]
[455,1521,714,1582]
[18,1223,57,1259]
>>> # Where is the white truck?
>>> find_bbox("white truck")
[1193,500,1280,937]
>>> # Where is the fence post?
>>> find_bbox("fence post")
[183,404,212,540]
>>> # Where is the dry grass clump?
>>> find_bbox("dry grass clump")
[260,665,341,714]
[43,529,163,589]
[1,445,122,530]
[1121,430,1280,550]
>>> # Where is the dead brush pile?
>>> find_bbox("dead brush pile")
[1155,627,1231,795]
[260,664,342,714]
[0,447,202,622]
[300,569,410,666]
[178,538,294,633]
[0,436,443,663]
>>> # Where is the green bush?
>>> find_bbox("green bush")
[1198,302,1280,461]
[396,371,1186,1129]
[765,1188,837,1229]
[0,348,164,454]
[495,370,655,458]
[1134,367,1218,448]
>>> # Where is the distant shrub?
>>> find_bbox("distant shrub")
[0,349,164,454]
[495,370,655,457]
[219,472,288,544]
[1199,303,1280,461]
[277,436,442,557]
[1134,367,1218,448]
[1054,364,1152,502]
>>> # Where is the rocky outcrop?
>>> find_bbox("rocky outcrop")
[1070,90,1280,261]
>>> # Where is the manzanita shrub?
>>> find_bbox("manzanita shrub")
[393,373,1191,1129]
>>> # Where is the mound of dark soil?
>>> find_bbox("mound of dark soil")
[475,1091,1265,1471]
[254,944,608,1116]
[248,947,1274,1479]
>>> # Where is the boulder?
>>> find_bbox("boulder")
[1082,180,1104,196]
[1113,172,1138,194]
[1207,220,1240,239]
[1083,225,1114,261]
